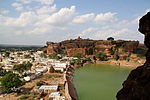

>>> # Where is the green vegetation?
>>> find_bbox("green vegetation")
[5,52,10,57]
[24,55,31,58]
[44,75,62,78]
[13,61,32,74]
[23,91,31,95]
[57,48,66,55]
[82,57,91,63]
[40,53,47,58]
[49,54,62,60]
[126,52,132,62]
[18,92,39,100]
[73,53,83,59]
[18,95,29,100]
[31,92,39,95]
[32,95,37,99]
[95,53,108,61]
[114,51,120,61]
[110,48,115,55]
[0,68,11,76]
[59,86,64,90]
[70,58,81,65]
[36,81,45,86]
[0,73,24,93]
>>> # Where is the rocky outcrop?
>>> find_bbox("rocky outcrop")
[46,38,139,57]
[46,42,60,55]
[116,12,150,100]
[95,40,115,53]
[122,41,139,52]
[66,48,87,57]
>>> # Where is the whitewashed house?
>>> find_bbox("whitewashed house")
[35,66,48,73]
[49,92,60,99]
[24,72,42,81]
[52,62,69,72]
[38,85,58,93]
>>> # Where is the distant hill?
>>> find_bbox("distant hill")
[0,44,44,51]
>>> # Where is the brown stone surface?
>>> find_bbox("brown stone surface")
[119,54,128,60]
[116,12,150,100]
[95,40,115,53]
[46,42,60,55]
[46,37,139,57]
[47,38,95,56]
[122,41,139,52]
[66,48,86,57]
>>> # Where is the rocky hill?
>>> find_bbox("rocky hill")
[46,36,144,61]
[116,12,150,100]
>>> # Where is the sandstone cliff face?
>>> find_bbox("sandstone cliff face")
[122,41,139,52]
[116,12,150,100]
[61,37,95,49]
[66,48,87,57]
[46,38,139,57]
[46,42,60,55]
[95,40,115,52]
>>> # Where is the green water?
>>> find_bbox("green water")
[74,64,131,100]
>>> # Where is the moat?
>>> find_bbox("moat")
[74,64,131,100]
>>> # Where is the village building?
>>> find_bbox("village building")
[38,85,58,93]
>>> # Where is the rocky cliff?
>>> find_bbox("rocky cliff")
[46,38,139,58]
[116,12,150,100]
[46,42,60,55]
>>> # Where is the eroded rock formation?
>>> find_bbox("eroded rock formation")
[46,37,139,57]
[46,42,60,55]
[116,12,150,100]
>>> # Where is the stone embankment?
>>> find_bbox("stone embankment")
[65,65,79,100]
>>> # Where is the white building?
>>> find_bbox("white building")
[24,72,42,81]
[51,62,70,72]
[39,85,58,92]
[35,66,48,73]
[49,92,60,98]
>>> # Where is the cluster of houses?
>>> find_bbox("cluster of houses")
[0,50,70,76]
[0,50,76,100]
[34,83,66,100]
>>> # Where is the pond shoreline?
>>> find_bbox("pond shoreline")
[96,60,143,69]
[66,60,140,100]
[65,64,80,100]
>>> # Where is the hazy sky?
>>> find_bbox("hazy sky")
[0,0,150,45]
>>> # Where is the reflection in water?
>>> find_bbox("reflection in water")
[74,64,131,100]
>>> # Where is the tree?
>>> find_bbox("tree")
[107,37,114,41]
[126,52,131,62]
[40,53,47,58]
[5,52,10,57]
[36,81,45,86]
[49,54,62,60]
[73,53,83,59]
[0,68,11,76]
[95,53,108,61]
[114,52,120,61]
[49,66,55,73]
[82,57,91,63]
[57,48,66,55]
[24,55,31,58]
[13,61,32,74]
[0,73,24,93]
